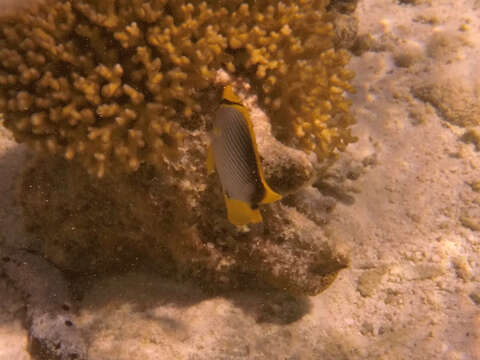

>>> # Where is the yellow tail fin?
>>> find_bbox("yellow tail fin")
[206,144,215,175]
[224,196,262,226]
[260,184,282,204]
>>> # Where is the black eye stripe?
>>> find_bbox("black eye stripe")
[221,98,242,106]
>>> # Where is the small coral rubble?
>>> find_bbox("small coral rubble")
[0,0,355,177]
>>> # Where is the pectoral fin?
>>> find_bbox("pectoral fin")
[224,196,262,226]
[207,144,215,175]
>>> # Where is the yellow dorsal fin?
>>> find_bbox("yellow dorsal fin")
[222,85,242,104]
[224,196,262,226]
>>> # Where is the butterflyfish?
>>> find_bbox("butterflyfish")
[207,85,282,226]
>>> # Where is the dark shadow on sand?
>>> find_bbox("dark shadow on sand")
[70,269,312,327]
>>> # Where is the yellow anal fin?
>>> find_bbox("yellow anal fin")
[260,183,282,204]
[224,196,262,226]
[206,144,215,175]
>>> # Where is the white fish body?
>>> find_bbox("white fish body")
[207,86,281,226]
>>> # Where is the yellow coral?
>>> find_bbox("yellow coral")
[0,0,355,177]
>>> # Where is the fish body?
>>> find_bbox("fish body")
[207,85,282,226]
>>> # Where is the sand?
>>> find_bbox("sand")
[1,0,479,359]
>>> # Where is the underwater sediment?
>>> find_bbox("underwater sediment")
[1,0,358,294]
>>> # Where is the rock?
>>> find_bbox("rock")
[357,266,388,297]
[460,216,480,231]
[282,186,337,226]
[426,32,470,61]
[412,76,480,127]
[393,42,425,68]
[1,248,86,360]
[451,256,472,281]
[410,264,446,281]
[328,0,359,14]
[399,0,431,4]
[469,290,480,305]
[0,276,30,360]
[332,12,359,50]
[461,128,480,150]
[20,154,348,295]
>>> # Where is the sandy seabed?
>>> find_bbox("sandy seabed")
[1,0,480,359]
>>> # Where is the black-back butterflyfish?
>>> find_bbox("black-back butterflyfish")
[207,85,282,226]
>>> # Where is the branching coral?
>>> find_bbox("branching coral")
[0,0,355,177]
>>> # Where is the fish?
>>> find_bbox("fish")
[207,85,282,226]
